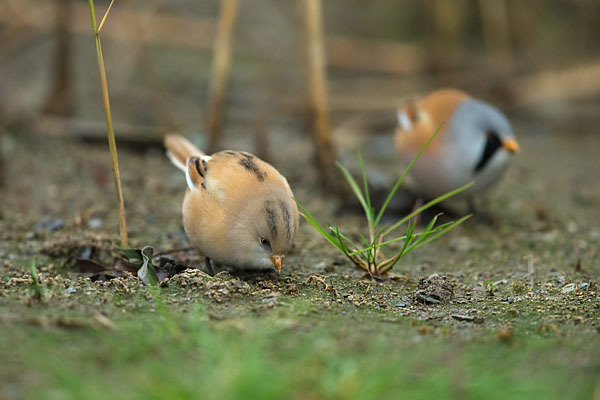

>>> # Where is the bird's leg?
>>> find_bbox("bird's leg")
[205,257,215,276]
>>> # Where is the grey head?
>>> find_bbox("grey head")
[449,99,519,174]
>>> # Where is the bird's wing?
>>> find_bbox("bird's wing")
[196,151,287,203]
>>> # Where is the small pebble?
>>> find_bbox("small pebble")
[507,297,515,303]
[416,294,441,305]
[451,314,484,324]
[578,282,589,290]
[561,283,576,294]
[394,303,407,308]
[64,287,77,294]
[87,218,103,229]
[314,262,326,270]
[34,217,63,232]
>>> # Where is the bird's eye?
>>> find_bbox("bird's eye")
[260,238,270,246]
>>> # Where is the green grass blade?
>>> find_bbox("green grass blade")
[295,199,345,253]
[329,225,361,253]
[399,219,416,256]
[351,214,465,256]
[405,218,455,251]
[347,234,408,256]
[405,215,471,255]
[359,233,371,248]
[374,123,444,227]
[30,257,39,285]
[358,233,374,262]
[382,181,473,237]
[328,224,351,256]
[29,257,43,299]
[334,227,352,257]
[349,220,419,257]
[358,151,374,223]
[407,213,442,248]
[354,229,433,253]
[336,161,371,223]
[373,225,386,243]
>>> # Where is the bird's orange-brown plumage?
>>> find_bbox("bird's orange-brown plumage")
[393,89,518,200]
[395,89,470,155]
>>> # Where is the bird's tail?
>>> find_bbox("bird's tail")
[164,134,206,172]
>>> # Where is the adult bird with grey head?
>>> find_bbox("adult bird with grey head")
[395,89,519,211]
[164,134,299,275]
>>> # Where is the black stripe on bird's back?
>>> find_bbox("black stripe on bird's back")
[238,152,265,182]
[475,131,502,173]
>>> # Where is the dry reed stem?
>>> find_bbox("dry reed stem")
[428,0,467,73]
[206,0,238,153]
[97,0,116,34]
[43,0,74,116]
[88,0,128,248]
[300,0,336,187]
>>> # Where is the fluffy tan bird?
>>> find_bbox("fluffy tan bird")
[164,134,299,275]
[395,89,519,203]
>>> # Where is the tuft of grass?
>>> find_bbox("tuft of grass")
[29,257,43,300]
[87,0,128,248]
[297,125,472,277]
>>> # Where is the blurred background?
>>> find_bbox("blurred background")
[2,0,599,139]
[1,0,599,209]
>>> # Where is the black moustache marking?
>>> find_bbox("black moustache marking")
[279,201,292,241]
[265,205,277,238]
[475,131,502,173]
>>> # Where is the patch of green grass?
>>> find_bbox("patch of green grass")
[6,300,598,400]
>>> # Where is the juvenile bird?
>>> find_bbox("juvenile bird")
[164,134,299,275]
[395,89,519,204]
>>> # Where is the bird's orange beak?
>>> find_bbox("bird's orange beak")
[271,255,283,273]
[503,138,520,153]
